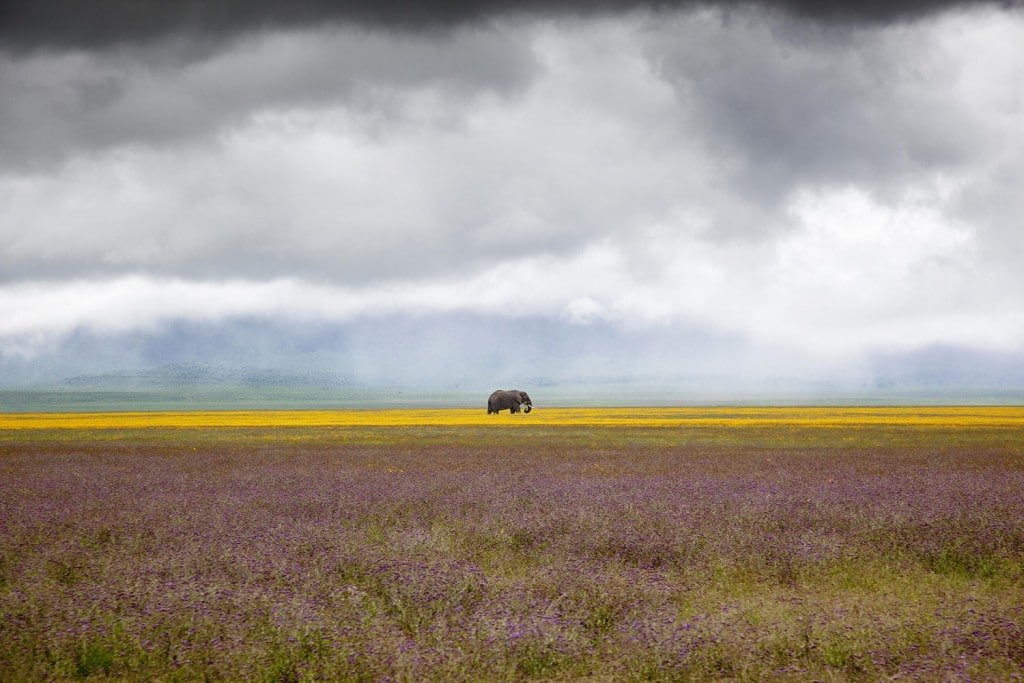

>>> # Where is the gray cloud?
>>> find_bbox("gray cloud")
[0,17,709,283]
[3,8,1023,293]
[0,26,536,169]
[1,0,1011,52]
[2,5,1023,388]
[645,9,1007,216]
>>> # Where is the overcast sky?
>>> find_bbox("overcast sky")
[2,0,1023,397]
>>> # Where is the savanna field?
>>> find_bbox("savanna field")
[1,408,1023,681]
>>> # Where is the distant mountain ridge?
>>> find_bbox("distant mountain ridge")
[60,362,354,390]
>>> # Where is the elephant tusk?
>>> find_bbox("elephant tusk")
[523,404,532,413]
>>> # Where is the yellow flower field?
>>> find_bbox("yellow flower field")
[2,405,1023,429]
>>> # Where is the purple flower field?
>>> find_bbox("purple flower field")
[2,425,1023,680]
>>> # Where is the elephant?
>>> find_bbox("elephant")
[487,389,533,415]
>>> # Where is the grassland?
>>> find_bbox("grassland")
[2,408,1023,680]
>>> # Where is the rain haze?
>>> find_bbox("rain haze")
[2,0,1024,407]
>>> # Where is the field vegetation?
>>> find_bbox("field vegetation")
[3,406,1024,429]
[2,409,1023,680]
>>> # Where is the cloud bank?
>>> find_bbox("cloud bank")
[3,0,1011,51]
[2,3,1023,395]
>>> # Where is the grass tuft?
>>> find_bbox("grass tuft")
[74,642,114,679]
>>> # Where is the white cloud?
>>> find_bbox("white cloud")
[562,297,606,324]
[4,182,1022,362]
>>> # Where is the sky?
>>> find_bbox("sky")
[2,0,1024,400]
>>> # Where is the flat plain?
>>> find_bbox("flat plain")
[1,408,1023,680]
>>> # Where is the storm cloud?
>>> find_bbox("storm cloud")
[1,1,1023,396]
[2,0,1013,51]
[0,26,537,168]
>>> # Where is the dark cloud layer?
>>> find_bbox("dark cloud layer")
[0,27,535,169]
[1,0,1013,50]
[645,11,993,215]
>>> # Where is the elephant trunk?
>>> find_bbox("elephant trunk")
[523,403,532,413]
